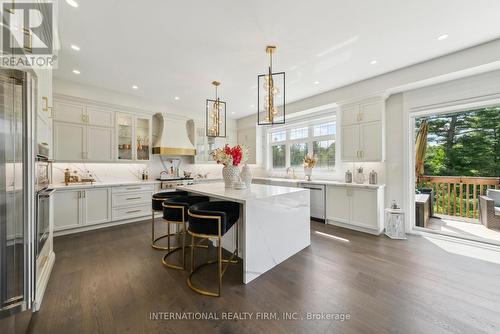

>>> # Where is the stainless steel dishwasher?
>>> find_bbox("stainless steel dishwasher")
[298,182,326,222]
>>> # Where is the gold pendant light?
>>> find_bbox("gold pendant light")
[206,81,226,138]
[257,45,285,125]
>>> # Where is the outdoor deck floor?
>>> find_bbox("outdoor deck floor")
[428,215,500,244]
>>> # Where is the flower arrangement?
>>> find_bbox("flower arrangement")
[303,153,318,168]
[211,144,248,166]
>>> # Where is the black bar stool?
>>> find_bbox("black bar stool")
[151,191,188,250]
[162,195,210,270]
[187,201,240,297]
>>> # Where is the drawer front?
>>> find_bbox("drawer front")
[112,184,154,194]
[112,191,152,207]
[112,204,151,220]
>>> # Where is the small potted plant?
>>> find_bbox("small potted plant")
[303,154,318,181]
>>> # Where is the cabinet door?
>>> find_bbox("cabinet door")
[341,104,359,126]
[36,113,52,159]
[350,188,378,229]
[359,100,382,123]
[87,126,114,161]
[83,188,111,225]
[117,113,133,160]
[359,121,382,161]
[86,106,115,127]
[326,186,350,224]
[53,100,85,124]
[135,117,150,160]
[53,122,86,161]
[341,124,359,161]
[53,190,82,230]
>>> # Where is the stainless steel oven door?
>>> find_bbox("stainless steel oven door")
[35,159,50,193]
[36,189,54,258]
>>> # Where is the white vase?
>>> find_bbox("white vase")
[222,165,239,188]
[304,167,312,181]
[240,164,252,188]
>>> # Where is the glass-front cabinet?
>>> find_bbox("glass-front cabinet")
[116,113,151,161]
[136,117,150,160]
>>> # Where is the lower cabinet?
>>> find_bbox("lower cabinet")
[84,188,111,225]
[53,189,82,230]
[326,185,384,235]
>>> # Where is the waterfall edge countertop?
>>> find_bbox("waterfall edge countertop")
[177,182,311,284]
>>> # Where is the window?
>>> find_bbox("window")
[267,116,336,170]
[272,145,286,168]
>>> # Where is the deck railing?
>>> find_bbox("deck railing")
[419,176,500,220]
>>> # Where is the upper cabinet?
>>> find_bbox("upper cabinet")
[52,96,151,162]
[340,97,385,162]
[116,113,151,161]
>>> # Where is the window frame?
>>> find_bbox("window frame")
[266,115,337,171]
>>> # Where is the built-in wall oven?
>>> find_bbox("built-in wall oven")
[35,154,52,258]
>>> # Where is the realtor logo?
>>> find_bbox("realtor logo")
[1,0,56,68]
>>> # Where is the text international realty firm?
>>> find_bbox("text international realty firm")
[149,312,351,321]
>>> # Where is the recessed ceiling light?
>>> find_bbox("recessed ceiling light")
[314,81,320,85]
[70,44,80,51]
[66,0,79,8]
[72,69,80,74]
[370,60,378,65]
[132,85,139,90]
[437,34,448,41]
[231,112,236,114]
[174,96,180,100]
[250,104,255,108]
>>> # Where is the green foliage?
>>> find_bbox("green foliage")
[417,107,500,177]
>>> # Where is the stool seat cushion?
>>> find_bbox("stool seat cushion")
[152,191,188,210]
[188,201,240,236]
[163,196,210,222]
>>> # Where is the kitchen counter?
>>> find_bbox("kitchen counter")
[178,182,310,284]
[252,176,385,189]
[50,180,161,190]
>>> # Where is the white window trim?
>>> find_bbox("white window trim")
[265,113,337,172]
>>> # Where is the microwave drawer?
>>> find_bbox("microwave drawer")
[112,184,154,194]
[112,204,150,220]
[112,191,151,207]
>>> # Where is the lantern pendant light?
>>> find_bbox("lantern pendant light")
[206,81,226,138]
[257,45,285,125]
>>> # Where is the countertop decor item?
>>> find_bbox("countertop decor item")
[206,81,226,138]
[257,45,285,126]
[211,144,248,188]
[345,170,353,183]
[384,208,406,239]
[369,170,378,185]
[240,164,252,188]
[303,154,317,181]
[355,166,365,184]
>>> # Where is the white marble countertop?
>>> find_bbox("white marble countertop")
[50,180,161,190]
[177,182,308,204]
[253,176,385,189]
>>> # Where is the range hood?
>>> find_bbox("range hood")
[152,113,196,156]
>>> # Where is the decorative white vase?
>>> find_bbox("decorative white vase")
[240,164,252,188]
[304,167,312,181]
[222,165,239,188]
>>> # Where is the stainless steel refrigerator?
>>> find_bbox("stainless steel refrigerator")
[0,69,36,333]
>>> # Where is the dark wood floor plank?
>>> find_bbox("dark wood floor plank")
[27,220,500,334]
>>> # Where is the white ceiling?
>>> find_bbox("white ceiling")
[55,0,500,119]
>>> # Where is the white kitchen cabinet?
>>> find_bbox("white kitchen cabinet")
[53,100,85,124]
[340,97,385,162]
[116,113,151,161]
[325,185,384,235]
[340,124,359,161]
[326,186,350,224]
[53,122,86,161]
[86,105,115,127]
[53,190,82,230]
[87,126,114,161]
[83,188,111,225]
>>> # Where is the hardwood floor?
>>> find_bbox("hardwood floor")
[28,220,500,334]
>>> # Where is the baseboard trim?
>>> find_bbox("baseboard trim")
[326,219,383,235]
[33,251,55,312]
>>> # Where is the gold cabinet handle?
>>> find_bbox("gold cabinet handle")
[42,96,49,112]
[126,209,141,214]
[126,197,141,200]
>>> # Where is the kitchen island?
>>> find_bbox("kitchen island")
[177,182,311,284]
